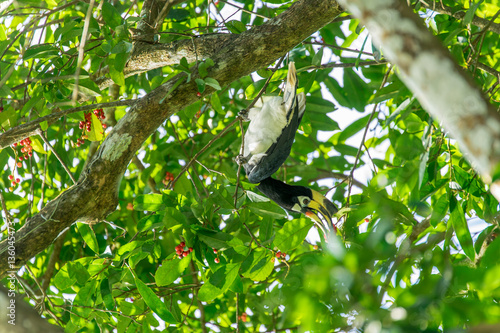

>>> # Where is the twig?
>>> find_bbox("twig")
[0,99,135,149]
[37,130,77,184]
[72,0,95,104]
[189,261,208,333]
[0,191,13,225]
[170,118,238,188]
[346,65,393,206]
[217,0,270,19]
[303,41,375,57]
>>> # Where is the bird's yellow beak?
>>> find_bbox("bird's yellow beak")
[303,190,338,233]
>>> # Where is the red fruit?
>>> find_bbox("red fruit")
[214,258,220,263]
[183,251,189,257]
[11,181,16,186]
[213,248,218,254]
[8,175,13,180]
[180,241,185,247]
[13,143,17,147]
[196,92,201,97]
[102,124,107,129]
[16,178,20,183]
[276,252,281,258]
[281,253,287,259]
[188,247,193,253]
[17,162,22,168]
[28,152,33,157]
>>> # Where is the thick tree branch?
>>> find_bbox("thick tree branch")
[0,0,343,277]
[337,0,500,201]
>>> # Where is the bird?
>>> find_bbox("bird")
[256,177,338,235]
[236,61,338,233]
[236,61,306,184]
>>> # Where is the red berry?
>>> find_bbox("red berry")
[102,124,107,129]
[8,175,13,180]
[213,248,218,254]
[28,152,33,157]
[281,253,287,259]
[214,258,220,263]
[180,241,185,247]
[183,251,189,257]
[276,252,281,258]
[16,178,20,183]
[188,247,193,253]
[196,92,201,97]
[17,162,22,168]
[13,143,18,147]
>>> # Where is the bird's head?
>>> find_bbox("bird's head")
[256,178,338,233]
[290,189,338,233]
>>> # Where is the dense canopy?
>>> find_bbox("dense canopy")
[1,0,500,332]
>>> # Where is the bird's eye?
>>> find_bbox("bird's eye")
[302,198,310,206]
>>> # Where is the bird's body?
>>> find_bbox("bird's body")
[237,62,339,234]
[239,62,306,184]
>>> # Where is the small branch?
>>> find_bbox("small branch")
[303,41,376,57]
[72,0,94,104]
[0,99,135,149]
[37,130,77,184]
[347,65,393,206]
[189,261,208,333]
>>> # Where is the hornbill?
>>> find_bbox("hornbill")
[237,62,338,233]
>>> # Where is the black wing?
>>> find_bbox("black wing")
[245,95,303,184]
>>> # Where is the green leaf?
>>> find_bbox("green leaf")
[198,263,241,302]
[155,257,191,286]
[87,113,103,142]
[100,278,115,310]
[109,65,125,86]
[195,78,205,93]
[134,194,165,211]
[338,114,371,143]
[449,195,475,261]
[248,202,287,219]
[102,2,123,29]
[241,248,274,281]
[463,0,484,26]
[226,20,246,34]
[23,44,59,60]
[54,265,77,290]
[273,218,314,253]
[210,93,223,114]
[312,47,324,66]
[430,194,449,227]
[135,277,177,323]
[195,227,233,249]
[77,222,99,254]
[31,136,47,154]
[205,77,221,90]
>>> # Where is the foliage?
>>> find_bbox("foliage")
[1,0,500,332]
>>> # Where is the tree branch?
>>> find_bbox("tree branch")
[337,0,500,201]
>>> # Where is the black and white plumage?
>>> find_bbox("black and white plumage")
[257,177,338,234]
[237,62,338,233]
[237,62,306,184]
